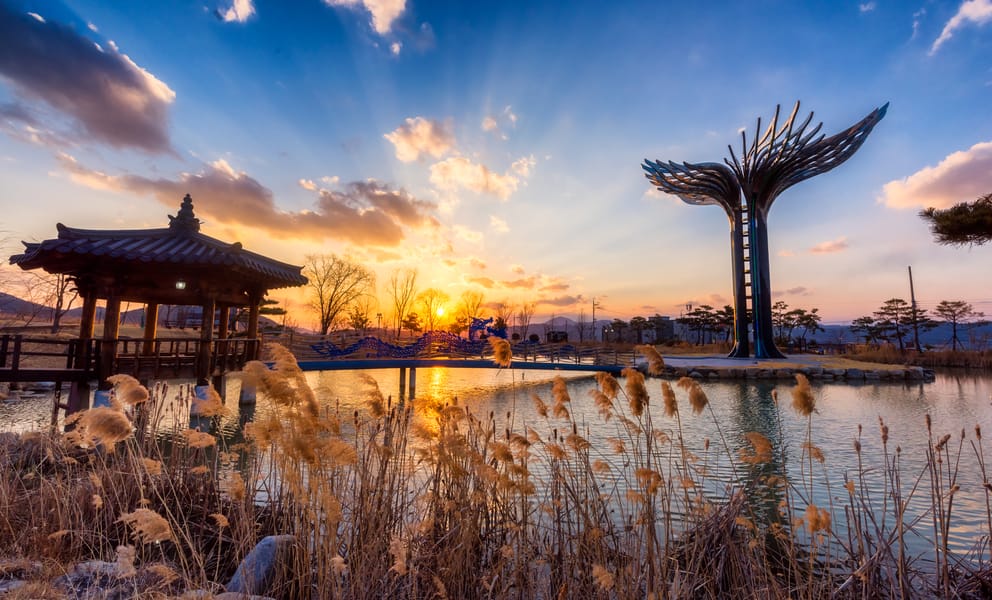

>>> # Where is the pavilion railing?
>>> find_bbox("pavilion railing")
[0,334,97,381]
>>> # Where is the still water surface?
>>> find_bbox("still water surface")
[4,367,992,558]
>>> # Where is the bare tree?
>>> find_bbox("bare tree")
[452,290,485,336]
[493,299,514,334]
[576,308,588,342]
[418,288,450,331]
[516,302,535,340]
[386,268,418,338]
[304,254,375,335]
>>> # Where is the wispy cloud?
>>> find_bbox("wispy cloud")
[539,294,583,308]
[510,264,526,275]
[772,287,811,298]
[384,116,454,162]
[217,0,255,23]
[298,179,317,191]
[490,215,509,233]
[777,249,795,257]
[480,105,518,138]
[912,8,926,39]
[880,140,992,209]
[809,237,849,254]
[57,154,437,246]
[324,0,406,35]
[467,276,496,289]
[453,224,483,243]
[469,257,486,270]
[930,0,992,54]
[859,2,876,13]
[0,4,176,153]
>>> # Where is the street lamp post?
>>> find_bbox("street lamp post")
[376,312,382,337]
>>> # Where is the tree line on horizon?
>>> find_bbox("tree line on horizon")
[850,298,987,352]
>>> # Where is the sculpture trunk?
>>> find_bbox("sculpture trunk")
[728,209,751,358]
[748,208,785,359]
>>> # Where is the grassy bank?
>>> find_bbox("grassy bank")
[849,346,992,370]
[2,345,991,598]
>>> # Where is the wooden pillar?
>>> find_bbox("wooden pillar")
[218,305,230,340]
[142,303,159,355]
[197,297,216,386]
[246,291,261,360]
[98,295,122,391]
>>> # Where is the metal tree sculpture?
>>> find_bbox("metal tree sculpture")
[643,101,888,358]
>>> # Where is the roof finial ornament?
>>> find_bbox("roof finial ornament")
[169,193,201,232]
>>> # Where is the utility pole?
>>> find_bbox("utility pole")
[591,297,601,342]
[908,265,922,353]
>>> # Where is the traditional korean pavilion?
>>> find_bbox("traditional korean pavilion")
[8,194,307,412]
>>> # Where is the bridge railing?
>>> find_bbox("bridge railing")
[297,332,637,367]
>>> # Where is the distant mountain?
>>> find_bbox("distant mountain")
[0,292,53,320]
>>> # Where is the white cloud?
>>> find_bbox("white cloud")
[390,41,402,55]
[324,0,406,35]
[220,0,255,23]
[931,0,992,54]
[87,22,98,32]
[321,175,340,185]
[809,237,849,254]
[384,116,454,162]
[27,12,44,23]
[429,156,519,200]
[299,178,317,191]
[481,116,498,132]
[490,215,509,233]
[511,155,536,178]
[880,141,992,209]
[859,2,876,12]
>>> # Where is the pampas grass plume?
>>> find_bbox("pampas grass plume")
[78,407,134,451]
[635,344,665,376]
[595,372,620,400]
[791,374,816,417]
[661,381,678,418]
[622,367,648,417]
[489,337,512,368]
[118,508,174,544]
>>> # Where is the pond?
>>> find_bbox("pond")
[4,366,992,560]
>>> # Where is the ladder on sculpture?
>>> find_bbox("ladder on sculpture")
[740,203,753,325]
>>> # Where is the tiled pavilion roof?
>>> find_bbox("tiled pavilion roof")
[10,195,306,301]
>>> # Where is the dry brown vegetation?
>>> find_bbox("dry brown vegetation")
[2,345,992,598]
[850,346,992,370]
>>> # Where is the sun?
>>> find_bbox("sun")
[436,306,445,317]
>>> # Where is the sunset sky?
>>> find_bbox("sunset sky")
[1,0,990,328]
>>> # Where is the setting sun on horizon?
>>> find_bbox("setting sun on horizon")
[1,0,990,328]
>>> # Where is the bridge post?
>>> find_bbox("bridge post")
[399,367,406,399]
[409,367,417,400]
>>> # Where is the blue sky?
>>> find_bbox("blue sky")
[1,0,990,328]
